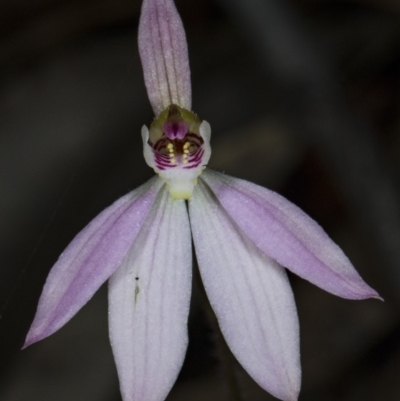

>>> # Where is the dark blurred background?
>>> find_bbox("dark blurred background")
[0,0,399,400]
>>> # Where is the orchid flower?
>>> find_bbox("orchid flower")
[24,0,380,400]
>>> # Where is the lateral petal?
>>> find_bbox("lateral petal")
[138,0,191,115]
[189,181,301,401]
[202,170,379,300]
[24,177,163,348]
[109,189,191,401]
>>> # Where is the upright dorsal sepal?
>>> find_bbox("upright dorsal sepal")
[138,0,192,116]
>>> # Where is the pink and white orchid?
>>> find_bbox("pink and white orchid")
[24,0,380,400]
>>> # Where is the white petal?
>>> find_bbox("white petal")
[201,169,379,300]
[189,180,301,401]
[108,188,192,401]
[24,176,163,348]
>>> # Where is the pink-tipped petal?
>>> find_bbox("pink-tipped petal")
[190,181,301,401]
[24,177,163,348]
[109,188,192,401]
[202,170,380,300]
[139,0,191,115]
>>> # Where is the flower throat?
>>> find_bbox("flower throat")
[142,104,211,200]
